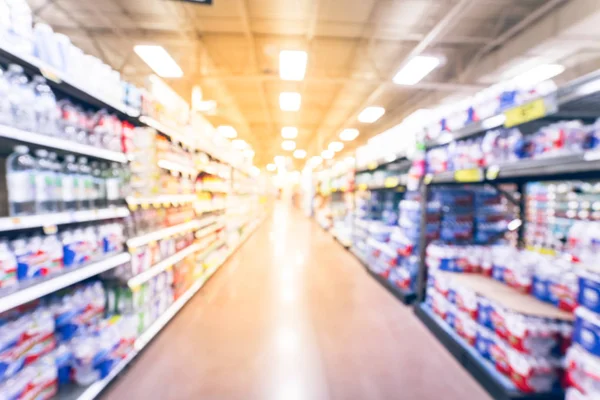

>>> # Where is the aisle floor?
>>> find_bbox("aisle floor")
[104,204,491,400]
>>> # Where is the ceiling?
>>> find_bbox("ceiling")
[27,0,568,166]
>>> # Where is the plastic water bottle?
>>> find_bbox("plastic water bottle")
[6,145,36,216]
[5,64,35,131]
[48,152,62,211]
[61,155,78,211]
[105,162,122,207]
[77,157,92,209]
[91,161,106,209]
[34,149,55,213]
[0,66,12,126]
[32,75,58,136]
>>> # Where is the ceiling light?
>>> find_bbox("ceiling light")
[217,125,237,139]
[133,45,183,78]
[243,148,255,158]
[281,126,298,139]
[280,50,307,81]
[328,141,344,152]
[339,128,359,141]
[279,92,301,111]
[274,155,286,165]
[293,149,307,159]
[321,149,334,159]
[232,139,247,150]
[282,140,296,151]
[358,106,385,123]
[266,163,276,171]
[393,55,440,85]
[513,63,565,85]
[309,156,322,166]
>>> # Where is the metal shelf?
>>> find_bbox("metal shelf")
[0,207,129,232]
[126,194,197,207]
[126,220,201,248]
[0,124,128,162]
[414,304,564,400]
[0,252,131,314]
[0,47,139,122]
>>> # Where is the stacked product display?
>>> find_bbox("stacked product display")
[0,5,268,399]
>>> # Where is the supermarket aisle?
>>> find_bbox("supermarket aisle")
[103,203,490,400]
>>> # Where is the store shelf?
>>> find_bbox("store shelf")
[356,155,411,173]
[367,269,416,305]
[127,242,202,288]
[0,47,139,121]
[126,220,201,248]
[157,159,197,176]
[138,116,196,150]
[435,271,573,321]
[195,222,225,239]
[196,205,227,213]
[126,194,197,207]
[62,215,266,400]
[0,207,129,232]
[0,124,128,162]
[414,304,564,400]
[0,252,130,314]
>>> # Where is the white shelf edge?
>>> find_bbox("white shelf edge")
[0,207,129,232]
[127,243,202,288]
[71,215,266,400]
[0,124,128,163]
[126,194,197,206]
[0,252,131,314]
[126,220,200,248]
[195,223,225,239]
[157,159,197,176]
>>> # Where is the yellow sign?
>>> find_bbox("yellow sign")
[454,168,483,183]
[358,183,368,191]
[384,177,399,188]
[43,225,57,235]
[504,99,546,128]
[129,203,139,211]
[40,67,62,84]
[424,174,433,185]
[367,161,378,170]
[486,165,500,180]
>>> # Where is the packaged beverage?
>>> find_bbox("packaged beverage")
[57,100,79,142]
[61,155,78,211]
[76,157,92,210]
[34,149,56,213]
[91,161,106,208]
[32,75,58,135]
[0,240,17,289]
[0,66,12,126]
[6,145,36,216]
[5,64,35,131]
[47,152,63,211]
[105,162,122,207]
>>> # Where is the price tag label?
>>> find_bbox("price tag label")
[153,202,161,209]
[141,203,150,210]
[367,161,378,170]
[384,177,399,188]
[504,98,546,128]
[486,165,500,180]
[128,203,139,211]
[454,168,483,183]
[341,185,348,192]
[423,174,433,185]
[358,183,368,191]
[40,67,62,84]
[43,225,57,235]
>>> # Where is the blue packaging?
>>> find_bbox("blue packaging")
[573,307,600,357]
[578,271,600,314]
[477,298,494,330]
[532,275,551,303]
[475,326,495,361]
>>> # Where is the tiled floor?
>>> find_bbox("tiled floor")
[103,203,491,400]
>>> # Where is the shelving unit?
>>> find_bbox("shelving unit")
[126,220,200,248]
[0,207,129,232]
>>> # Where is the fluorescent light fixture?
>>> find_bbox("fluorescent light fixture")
[281,127,298,139]
[217,125,237,139]
[133,45,183,78]
[267,163,276,171]
[513,63,565,85]
[243,149,255,158]
[279,92,301,111]
[280,50,307,81]
[282,140,296,151]
[293,149,307,159]
[339,128,359,141]
[321,149,334,159]
[393,55,440,85]
[232,139,247,150]
[358,106,385,123]
[274,155,286,165]
[309,156,322,166]
[328,141,344,152]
